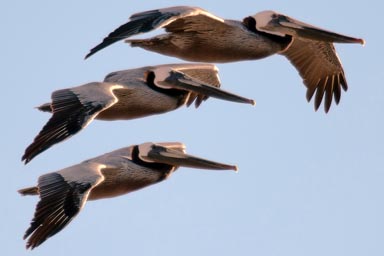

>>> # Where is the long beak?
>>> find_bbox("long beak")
[276,14,365,45]
[160,70,256,105]
[146,144,238,171]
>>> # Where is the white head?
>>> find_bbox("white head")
[253,10,365,44]
[252,10,287,37]
[138,142,186,163]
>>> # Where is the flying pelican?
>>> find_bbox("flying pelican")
[85,6,365,112]
[19,141,237,249]
[21,63,254,164]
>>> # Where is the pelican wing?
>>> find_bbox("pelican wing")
[23,162,105,249]
[173,64,221,107]
[281,39,347,112]
[22,82,122,164]
[152,64,255,106]
[85,6,226,58]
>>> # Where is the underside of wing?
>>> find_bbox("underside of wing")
[281,38,347,112]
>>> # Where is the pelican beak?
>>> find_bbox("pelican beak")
[274,14,365,45]
[161,71,256,105]
[146,144,238,172]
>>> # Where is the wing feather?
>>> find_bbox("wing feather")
[85,6,225,58]
[22,83,120,163]
[23,163,104,249]
[281,38,347,112]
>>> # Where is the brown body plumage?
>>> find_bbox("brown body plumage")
[86,6,364,112]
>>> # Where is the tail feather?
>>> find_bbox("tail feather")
[36,103,52,113]
[18,186,39,196]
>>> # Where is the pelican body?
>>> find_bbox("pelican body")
[19,142,237,249]
[22,63,254,164]
[85,6,364,112]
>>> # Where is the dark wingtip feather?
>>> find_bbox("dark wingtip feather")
[21,155,31,165]
[333,75,342,105]
[23,173,86,250]
[323,77,334,113]
[85,9,166,59]
[324,103,330,114]
[306,82,317,103]
[84,22,134,59]
[22,89,99,164]
[314,81,325,112]
[340,73,348,92]
[85,36,118,59]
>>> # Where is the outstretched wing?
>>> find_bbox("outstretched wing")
[85,6,225,59]
[22,82,122,164]
[23,162,105,249]
[281,39,347,112]
[152,64,255,106]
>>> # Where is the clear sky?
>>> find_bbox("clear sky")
[2,1,383,255]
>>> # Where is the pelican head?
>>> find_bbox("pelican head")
[253,10,365,45]
[252,10,287,37]
[138,142,238,171]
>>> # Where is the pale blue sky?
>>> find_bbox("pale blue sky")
[2,1,383,255]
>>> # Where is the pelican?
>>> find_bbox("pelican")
[85,6,364,112]
[21,63,254,164]
[19,141,237,249]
